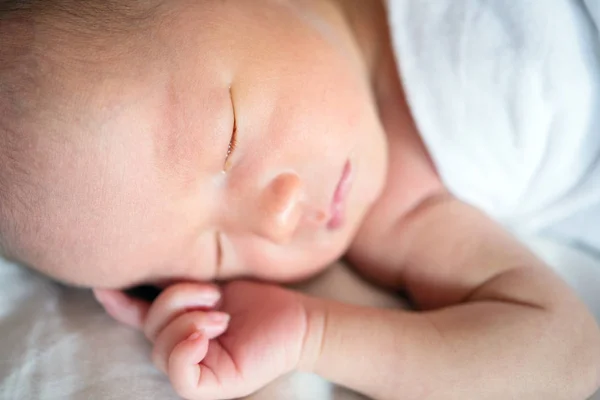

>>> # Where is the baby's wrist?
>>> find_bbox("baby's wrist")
[297,296,327,373]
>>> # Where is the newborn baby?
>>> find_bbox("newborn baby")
[1,0,599,399]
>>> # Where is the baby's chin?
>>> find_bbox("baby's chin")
[250,261,334,285]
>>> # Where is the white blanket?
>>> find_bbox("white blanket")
[1,235,600,399]
[387,0,600,251]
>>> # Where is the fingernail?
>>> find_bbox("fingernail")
[197,291,221,306]
[187,331,203,342]
[207,312,230,324]
[202,324,228,338]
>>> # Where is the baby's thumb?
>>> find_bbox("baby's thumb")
[93,288,150,330]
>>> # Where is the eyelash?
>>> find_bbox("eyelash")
[226,120,237,160]
[224,89,238,171]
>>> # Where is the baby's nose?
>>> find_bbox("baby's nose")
[251,172,303,244]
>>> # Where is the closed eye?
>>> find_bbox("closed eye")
[224,87,238,171]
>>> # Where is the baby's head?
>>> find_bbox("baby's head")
[0,0,388,289]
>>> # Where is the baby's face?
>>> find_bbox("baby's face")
[8,0,387,289]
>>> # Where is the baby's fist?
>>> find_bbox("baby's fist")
[146,281,309,400]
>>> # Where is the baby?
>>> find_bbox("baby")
[1,0,600,399]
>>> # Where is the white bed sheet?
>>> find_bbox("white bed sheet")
[1,235,599,400]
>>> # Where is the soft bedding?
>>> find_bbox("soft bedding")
[1,235,599,399]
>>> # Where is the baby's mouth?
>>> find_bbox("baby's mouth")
[327,160,353,230]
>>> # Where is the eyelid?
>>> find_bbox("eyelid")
[224,88,238,172]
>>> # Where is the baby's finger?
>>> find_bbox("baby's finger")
[168,332,223,400]
[152,311,230,374]
[144,283,221,342]
[93,289,150,330]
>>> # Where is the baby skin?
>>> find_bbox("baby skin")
[1,0,599,399]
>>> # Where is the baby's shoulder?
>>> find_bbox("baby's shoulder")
[348,98,444,270]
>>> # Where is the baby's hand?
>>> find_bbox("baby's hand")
[98,281,309,400]
[147,281,309,399]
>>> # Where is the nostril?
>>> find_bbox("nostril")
[307,209,328,225]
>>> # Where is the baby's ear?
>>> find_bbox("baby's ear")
[93,288,151,330]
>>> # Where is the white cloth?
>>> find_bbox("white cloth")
[586,0,600,33]
[386,0,600,251]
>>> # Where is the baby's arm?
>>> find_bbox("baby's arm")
[300,196,600,399]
